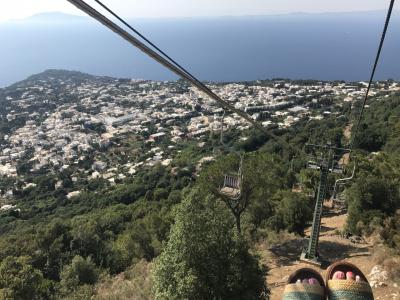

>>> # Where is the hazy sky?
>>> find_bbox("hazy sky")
[0,0,395,21]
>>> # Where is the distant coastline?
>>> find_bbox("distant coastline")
[4,10,400,22]
[1,10,400,87]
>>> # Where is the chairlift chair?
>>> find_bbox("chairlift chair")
[307,160,320,170]
[331,182,347,209]
[219,155,243,201]
[330,164,344,174]
[330,154,344,174]
[331,164,356,209]
[218,109,244,201]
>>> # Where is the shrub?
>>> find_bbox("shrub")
[60,256,99,294]
[269,191,312,234]
[0,256,45,300]
[152,192,268,300]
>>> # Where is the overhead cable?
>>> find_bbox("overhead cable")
[93,0,199,83]
[66,0,296,153]
[350,0,395,149]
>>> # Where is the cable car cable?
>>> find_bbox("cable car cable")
[350,0,395,150]
[93,0,199,83]
[66,0,394,161]
[66,0,297,154]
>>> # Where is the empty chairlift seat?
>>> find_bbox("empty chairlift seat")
[220,174,242,199]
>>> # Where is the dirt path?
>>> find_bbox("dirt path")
[260,211,400,299]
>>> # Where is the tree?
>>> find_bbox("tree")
[152,192,267,299]
[35,220,72,280]
[70,219,102,262]
[353,123,387,152]
[200,152,286,233]
[268,190,313,234]
[0,256,45,300]
[298,168,320,192]
[381,211,400,253]
[112,206,171,269]
[35,175,56,192]
[153,188,169,201]
[346,176,397,234]
[60,256,99,293]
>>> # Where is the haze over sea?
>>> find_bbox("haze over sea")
[1,10,400,87]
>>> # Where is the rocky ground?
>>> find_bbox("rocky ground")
[260,211,400,300]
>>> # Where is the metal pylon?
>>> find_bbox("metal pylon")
[300,143,350,266]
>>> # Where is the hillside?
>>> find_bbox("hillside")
[0,71,399,299]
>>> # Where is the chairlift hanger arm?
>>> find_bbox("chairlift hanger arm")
[332,160,356,202]
[332,163,357,195]
[305,143,350,153]
[66,0,297,155]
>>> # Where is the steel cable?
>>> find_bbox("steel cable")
[66,0,298,154]
[93,0,200,84]
[350,0,396,150]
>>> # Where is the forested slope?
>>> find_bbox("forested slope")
[0,85,400,299]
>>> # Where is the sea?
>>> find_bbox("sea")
[0,11,400,87]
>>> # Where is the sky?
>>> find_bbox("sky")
[0,0,394,22]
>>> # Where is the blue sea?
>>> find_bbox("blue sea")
[0,11,400,87]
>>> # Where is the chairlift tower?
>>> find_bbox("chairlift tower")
[300,143,350,266]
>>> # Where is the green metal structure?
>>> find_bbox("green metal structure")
[300,143,350,266]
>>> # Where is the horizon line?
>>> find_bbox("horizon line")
[2,8,399,23]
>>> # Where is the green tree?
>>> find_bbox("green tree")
[153,188,169,201]
[112,206,171,269]
[153,192,267,299]
[70,219,102,261]
[381,211,400,253]
[35,220,72,280]
[200,152,286,233]
[0,256,45,300]
[268,190,313,234]
[346,176,396,234]
[60,256,99,294]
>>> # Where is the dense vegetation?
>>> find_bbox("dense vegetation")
[1,83,400,299]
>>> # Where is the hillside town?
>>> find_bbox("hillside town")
[0,71,399,204]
